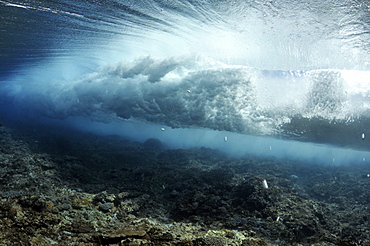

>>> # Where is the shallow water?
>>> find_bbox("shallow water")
[2,3,370,244]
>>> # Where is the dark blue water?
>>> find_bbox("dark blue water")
[1,0,370,165]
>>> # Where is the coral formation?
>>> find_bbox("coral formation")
[0,123,369,245]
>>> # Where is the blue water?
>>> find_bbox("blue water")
[1,0,370,165]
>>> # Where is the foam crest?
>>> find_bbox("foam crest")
[58,56,273,134]
[2,55,370,148]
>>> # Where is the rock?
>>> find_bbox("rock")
[99,202,114,212]
[98,229,147,244]
[58,202,71,211]
[143,138,163,151]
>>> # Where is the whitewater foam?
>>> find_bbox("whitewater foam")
[2,55,370,146]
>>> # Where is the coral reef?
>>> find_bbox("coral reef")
[0,123,369,245]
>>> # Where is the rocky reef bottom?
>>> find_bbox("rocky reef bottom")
[0,123,369,246]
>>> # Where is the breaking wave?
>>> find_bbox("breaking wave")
[3,55,370,149]
[1,0,370,156]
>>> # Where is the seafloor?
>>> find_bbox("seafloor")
[0,122,369,246]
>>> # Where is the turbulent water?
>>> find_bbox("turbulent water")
[1,0,370,164]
